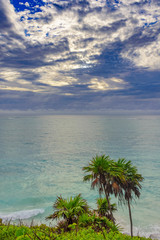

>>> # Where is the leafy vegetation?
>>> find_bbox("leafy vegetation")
[0,223,151,240]
[96,197,117,219]
[46,194,89,229]
[83,155,115,222]
[78,213,119,233]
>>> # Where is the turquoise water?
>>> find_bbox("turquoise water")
[0,115,160,237]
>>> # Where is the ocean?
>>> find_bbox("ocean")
[0,115,159,237]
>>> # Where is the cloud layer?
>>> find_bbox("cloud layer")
[0,0,160,113]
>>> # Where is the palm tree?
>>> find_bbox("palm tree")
[82,155,115,222]
[46,194,89,226]
[113,158,144,237]
[96,197,117,220]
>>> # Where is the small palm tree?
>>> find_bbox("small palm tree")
[113,158,144,237]
[96,197,117,220]
[82,155,115,222]
[46,194,89,227]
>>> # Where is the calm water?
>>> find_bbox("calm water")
[0,115,160,237]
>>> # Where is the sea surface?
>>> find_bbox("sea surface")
[0,115,160,237]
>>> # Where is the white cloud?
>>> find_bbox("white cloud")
[0,86,40,92]
[1,0,24,35]
[122,34,160,70]
[35,66,78,88]
[25,2,30,7]
[0,68,46,92]
[89,0,106,8]
[89,77,127,91]
[1,0,160,95]
[17,0,159,69]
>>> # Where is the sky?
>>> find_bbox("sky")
[0,0,160,114]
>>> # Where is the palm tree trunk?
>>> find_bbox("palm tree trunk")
[127,199,133,237]
[103,184,115,223]
[106,194,115,223]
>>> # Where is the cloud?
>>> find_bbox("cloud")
[0,0,24,37]
[25,2,30,7]
[0,0,160,112]
[89,77,127,91]
[121,28,160,70]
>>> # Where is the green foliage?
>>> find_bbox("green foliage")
[79,213,119,233]
[112,158,144,203]
[0,224,152,240]
[68,222,77,230]
[15,226,28,237]
[82,155,113,194]
[96,197,117,219]
[46,194,89,226]
[83,155,116,222]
